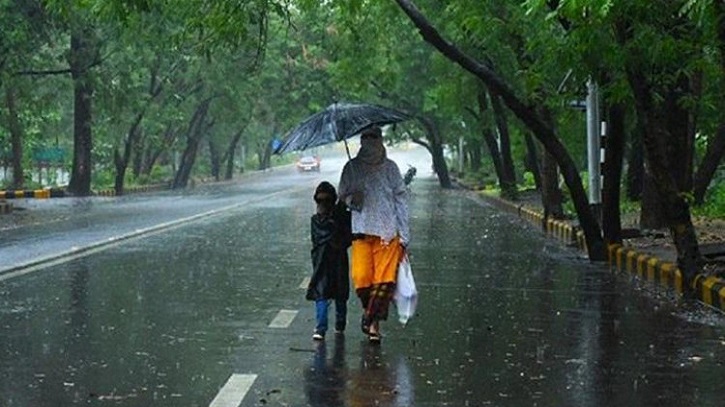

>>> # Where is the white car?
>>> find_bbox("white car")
[296,155,320,172]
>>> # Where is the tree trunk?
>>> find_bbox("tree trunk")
[490,92,517,199]
[114,111,144,195]
[67,26,96,197]
[418,116,452,188]
[601,103,626,244]
[664,76,695,192]
[144,124,176,176]
[476,89,505,185]
[67,71,93,196]
[132,135,144,179]
[541,152,564,219]
[626,68,703,287]
[239,144,246,174]
[468,137,482,172]
[640,169,665,229]
[257,141,272,170]
[639,76,693,231]
[224,130,244,180]
[524,133,542,190]
[209,139,221,181]
[625,122,644,201]
[539,106,563,220]
[4,86,24,190]
[133,119,154,180]
[693,124,725,204]
[173,99,212,189]
[394,0,605,260]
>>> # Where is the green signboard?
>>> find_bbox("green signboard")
[32,147,66,164]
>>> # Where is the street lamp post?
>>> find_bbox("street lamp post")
[586,79,602,223]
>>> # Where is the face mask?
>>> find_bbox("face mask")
[316,198,334,214]
[358,137,385,164]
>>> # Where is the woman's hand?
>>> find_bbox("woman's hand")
[349,191,364,211]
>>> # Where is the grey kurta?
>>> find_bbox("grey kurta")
[338,157,410,245]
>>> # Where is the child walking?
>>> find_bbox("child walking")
[306,181,352,341]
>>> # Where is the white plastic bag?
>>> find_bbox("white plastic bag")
[394,254,417,325]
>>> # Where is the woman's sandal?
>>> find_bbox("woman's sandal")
[368,321,381,343]
[361,315,371,334]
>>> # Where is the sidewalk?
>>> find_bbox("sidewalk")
[454,179,725,314]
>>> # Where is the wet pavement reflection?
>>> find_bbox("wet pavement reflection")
[304,338,346,406]
[1,148,725,406]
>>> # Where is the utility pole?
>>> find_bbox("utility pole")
[586,79,602,223]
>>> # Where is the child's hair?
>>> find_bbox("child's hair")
[314,181,337,203]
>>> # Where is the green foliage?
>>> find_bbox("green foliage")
[693,180,725,219]
[522,171,536,189]
[91,166,115,189]
[462,167,497,189]
[618,197,640,217]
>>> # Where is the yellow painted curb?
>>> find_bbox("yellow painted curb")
[0,189,54,199]
[636,254,650,279]
[474,190,725,313]
[646,258,658,283]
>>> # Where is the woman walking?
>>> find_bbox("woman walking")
[338,126,410,343]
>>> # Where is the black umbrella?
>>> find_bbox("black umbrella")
[273,102,410,157]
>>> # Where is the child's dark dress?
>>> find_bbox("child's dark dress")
[307,202,351,301]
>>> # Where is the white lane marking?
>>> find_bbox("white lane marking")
[268,309,298,328]
[299,276,310,289]
[0,186,309,281]
[209,373,257,407]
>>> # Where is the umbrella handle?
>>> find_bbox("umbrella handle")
[344,138,352,160]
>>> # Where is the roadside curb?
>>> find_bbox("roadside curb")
[0,184,168,198]
[93,183,170,197]
[607,243,683,293]
[465,184,725,313]
[0,189,65,199]
[479,192,588,252]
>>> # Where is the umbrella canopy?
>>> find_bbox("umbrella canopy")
[273,102,410,155]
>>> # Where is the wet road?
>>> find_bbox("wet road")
[2,147,725,406]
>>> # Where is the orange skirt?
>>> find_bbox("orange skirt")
[350,235,404,289]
